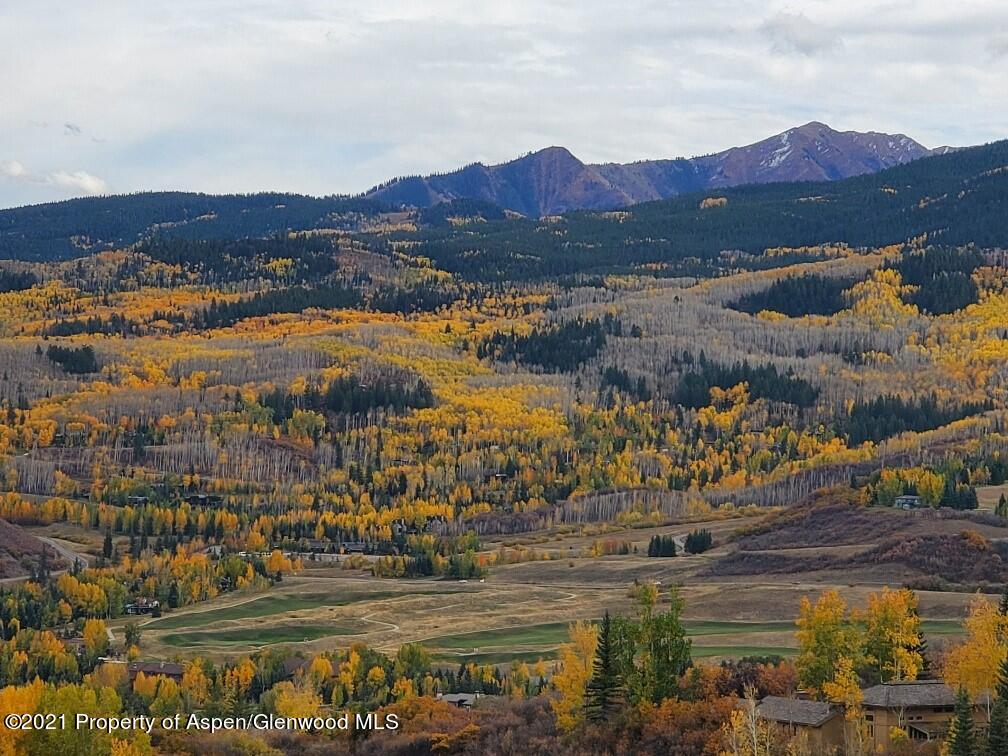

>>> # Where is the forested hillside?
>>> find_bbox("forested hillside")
[2,139,1004,276]
[0,192,387,261]
[393,139,1008,280]
[2,128,1008,756]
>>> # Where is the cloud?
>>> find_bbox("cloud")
[1,1,1007,207]
[64,122,82,136]
[1,161,29,180]
[50,170,108,194]
[1,160,108,195]
[989,34,1008,59]
[760,11,841,56]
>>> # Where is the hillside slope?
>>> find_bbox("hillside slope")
[0,192,387,261]
[0,519,67,579]
[367,122,939,215]
[402,138,1008,280]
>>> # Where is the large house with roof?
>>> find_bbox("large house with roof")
[861,680,984,749]
[757,680,987,754]
[754,696,844,751]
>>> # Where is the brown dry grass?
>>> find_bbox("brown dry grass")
[130,494,998,663]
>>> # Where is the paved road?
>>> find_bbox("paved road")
[39,537,88,569]
[0,536,88,585]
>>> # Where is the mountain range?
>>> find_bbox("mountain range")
[0,121,975,262]
[364,122,951,216]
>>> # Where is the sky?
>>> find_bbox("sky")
[2,0,1007,208]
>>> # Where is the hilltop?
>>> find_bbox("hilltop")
[365,121,941,215]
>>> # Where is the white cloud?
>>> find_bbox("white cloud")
[760,11,841,56]
[50,170,108,194]
[1,161,29,180]
[1,159,108,195]
[989,33,1008,59]
[0,0,1006,207]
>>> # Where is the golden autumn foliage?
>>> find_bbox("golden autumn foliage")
[944,595,1008,711]
[795,590,863,696]
[549,620,598,732]
[861,587,922,683]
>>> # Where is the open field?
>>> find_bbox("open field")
[132,507,980,664]
[143,590,412,630]
[160,623,362,648]
[977,484,1008,511]
[480,516,753,558]
[420,617,965,664]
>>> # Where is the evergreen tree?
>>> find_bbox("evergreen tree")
[914,635,933,679]
[102,530,113,560]
[585,611,623,723]
[949,687,976,756]
[989,657,1008,756]
[989,698,1008,756]
[684,529,714,554]
[646,535,677,558]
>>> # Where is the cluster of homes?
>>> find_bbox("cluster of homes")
[84,651,970,753]
[756,680,981,753]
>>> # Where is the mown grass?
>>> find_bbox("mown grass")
[432,650,558,665]
[920,620,965,636]
[425,617,961,661]
[432,645,799,665]
[427,622,572,650]
[160,622,360,647]
[427,620,797,651]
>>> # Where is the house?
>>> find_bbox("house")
[861,680,985,750]
[184,493,223,506]
[125,597,160,615]
[437,692,488,709]
[754,696,844,752]
[895,495,923,509]
[62,636,87,656]
[127,661,183,682]
[301,538,330,553]
[280,656,309,680]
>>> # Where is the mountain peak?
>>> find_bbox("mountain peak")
[528,145,578,159]
[366,123,943,216]
[793,120,832,133]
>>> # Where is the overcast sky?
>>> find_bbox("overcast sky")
[2,0,1006,208]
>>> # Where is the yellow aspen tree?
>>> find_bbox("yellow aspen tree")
[549,620,598,732]
[861,587,922,683]
[274,682,321,718]
[823,657,870,756]
[944,594,1008,719]
[795,590,863,696]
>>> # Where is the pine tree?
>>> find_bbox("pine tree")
[102,530,113,560]
[585,611,623,723]
[990,701,1008,755]
[990,657,1008,756]
[916,635,933,679]
[949,687,976,756]
[647,536,658,558]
